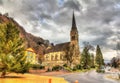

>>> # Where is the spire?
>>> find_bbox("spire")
[72,11,77,30]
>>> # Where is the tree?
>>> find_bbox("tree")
[95,45,104,69]
[83,42,95,51]
[111,57,118,68]
[80,47,91,69]
[65,44,75,67]
[80,42,95,69]
[0,23,30,77]
[90,53,95,68]
[116,41,120,58]
[111,57,120,68]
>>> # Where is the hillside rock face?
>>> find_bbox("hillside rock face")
[0,13,50,57]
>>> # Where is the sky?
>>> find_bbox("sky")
[0,0,120,61]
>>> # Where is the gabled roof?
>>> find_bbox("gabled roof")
[45,42,70,54]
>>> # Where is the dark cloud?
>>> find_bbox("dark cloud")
[75,0,120,51]
[63,0,81,11]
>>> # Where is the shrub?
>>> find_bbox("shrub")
[52,65,63,71]
[31,64,38,69]
[76,64,82,69]
[47,67,52,72]
[91,65,95,68]
[31,64,45,69]
[96,68,105,73]
[72,67,77,71]
[72,64,82,71]
[63,64,67,67]
[64,67,73,72]
[39,65,45,69]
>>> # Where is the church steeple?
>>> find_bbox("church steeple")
[70,11,80,65]
[72,11,77,30]
[70,11,78,44]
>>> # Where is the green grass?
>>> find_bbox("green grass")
[71,68,95,73]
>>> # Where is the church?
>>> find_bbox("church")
[43,12,80,67]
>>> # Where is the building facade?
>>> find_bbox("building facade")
[25,48,38,64]
[43,12,80,67]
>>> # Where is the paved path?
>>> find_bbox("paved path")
[57,70,119,83]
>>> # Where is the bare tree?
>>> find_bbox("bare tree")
[83,42,95,51]
[116,41,120,57]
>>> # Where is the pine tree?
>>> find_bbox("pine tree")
[0,23,30,77]
[95,45,104,69]
[80,47,91,69]
[90,53,95,68]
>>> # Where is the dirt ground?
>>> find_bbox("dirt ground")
[29,69,70,76]
[0,73,68,83]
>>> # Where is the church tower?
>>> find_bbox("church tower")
[70,11,80,66]
[70,11,79,45]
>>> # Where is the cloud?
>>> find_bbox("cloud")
[0,0,120,60]
[0,0,3,5]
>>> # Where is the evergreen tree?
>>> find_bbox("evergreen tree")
[95,45,104,69]
[90,53,95,68]
[80,47,91,69]
[0,23,30,77]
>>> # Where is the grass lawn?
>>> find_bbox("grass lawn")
[0,73,68,83]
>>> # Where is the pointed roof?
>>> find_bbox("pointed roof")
[26,48,35,53]
[72,11,77,30]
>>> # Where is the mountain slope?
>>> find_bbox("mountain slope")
[0,13,50,56]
